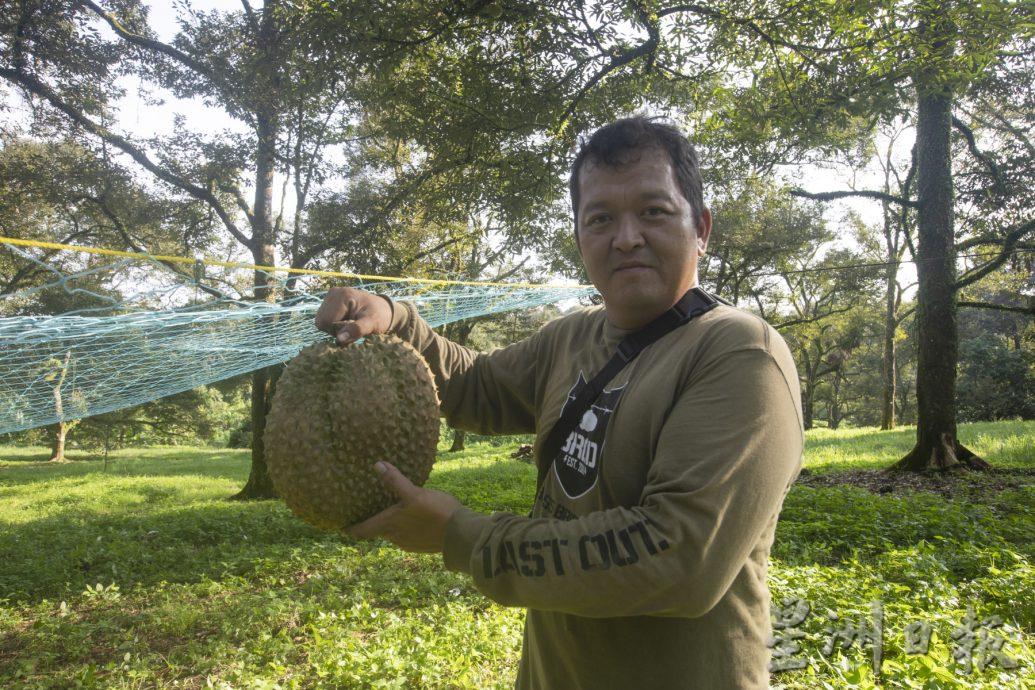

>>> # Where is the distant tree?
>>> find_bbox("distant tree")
[440,302,565,452]
[956,264,1035,423]
[852,125,918,431]
[429,210,545,453]
[43,351,76,461]
[698,175,829,310]
[73,383,250,450]
[0,137,215,302]
[837,298,919,428]
[957,334,1035,421]
[0,136,220,455]
[775,248,883,428]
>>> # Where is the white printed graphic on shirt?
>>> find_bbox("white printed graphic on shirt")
[553,372,626,499]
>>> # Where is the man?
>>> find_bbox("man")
[315,116,803,689]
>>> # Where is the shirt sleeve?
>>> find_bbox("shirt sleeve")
[387,299,542,436]
[440,345,804,619]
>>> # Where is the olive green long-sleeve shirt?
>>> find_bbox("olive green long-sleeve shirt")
[388,299,803,689]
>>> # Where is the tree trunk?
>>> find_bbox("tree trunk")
[442,320,475,453]
[878,133,907,431]
[234,365,280,499]
[880,263,897,430]
[800,356,815,430]
[892,90,987,471]
[48,351,72,462]
[233,97,281,499]
[828,374,846,430]
[49,421,67,462]
[232,259,279,499]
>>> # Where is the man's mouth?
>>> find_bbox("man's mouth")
[614,262,652,273]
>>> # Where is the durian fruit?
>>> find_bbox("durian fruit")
[264,334,440,531]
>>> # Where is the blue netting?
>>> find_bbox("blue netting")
[1,240,595,434]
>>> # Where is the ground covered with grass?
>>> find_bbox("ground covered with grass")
[1,421,1033,689]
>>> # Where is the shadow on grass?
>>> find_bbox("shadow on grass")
[0,450,249,485]
[0,451,56,464]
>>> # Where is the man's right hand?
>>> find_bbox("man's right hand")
[314,287,393,345]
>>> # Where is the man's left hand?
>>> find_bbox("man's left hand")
[346,461,461,553]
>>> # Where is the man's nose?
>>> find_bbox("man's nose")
[612,215,646,252]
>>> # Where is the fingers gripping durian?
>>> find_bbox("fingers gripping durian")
[264,335,440,530]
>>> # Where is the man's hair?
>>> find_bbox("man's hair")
[569,116,705,231]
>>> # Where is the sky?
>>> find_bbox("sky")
[114,1,244,139]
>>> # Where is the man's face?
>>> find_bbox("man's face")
[576,148,711,330]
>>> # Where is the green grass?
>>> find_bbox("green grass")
[802,420,1035,473]
[1,421,1033,689]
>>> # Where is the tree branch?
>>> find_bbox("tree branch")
[489,255,531,282]
[899,142,919,261]
[895,305,916,325]
[952,115,1004,190]
[79,0,216,81]
[219,182,255,225]
[240,0,260,35]
[293,164,450,268]
[970,99,1035,159]
[555,17,661,136]
[656,4,898,64]
[773,303,856,331]
[958,300,1035,316]
[955,219,1035,290]
[957,235,1033,251]
[0,228,93,294]
[83,193,228,300]
[398,235,465,274]
[790,188,919,207]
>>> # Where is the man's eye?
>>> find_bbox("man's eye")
[586,214,610,226]
[644,207,665,216]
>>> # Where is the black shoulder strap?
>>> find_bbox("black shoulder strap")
[533,287,724,499]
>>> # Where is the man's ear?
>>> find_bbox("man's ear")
[696,208,712,256]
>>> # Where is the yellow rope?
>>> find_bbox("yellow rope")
[0,236,591,290]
